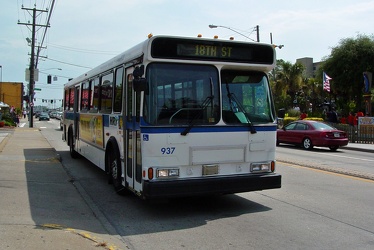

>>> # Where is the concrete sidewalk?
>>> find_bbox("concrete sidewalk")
[0,126,128,250]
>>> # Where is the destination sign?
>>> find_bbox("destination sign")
[151,37,274,64]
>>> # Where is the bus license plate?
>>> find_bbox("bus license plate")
[202,165,219,175]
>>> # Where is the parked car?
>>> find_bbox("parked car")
[39,112,50,121]
[277,120,348,151]
[55,111,62,120]
[34,111,41,118]
[49,111,57,118]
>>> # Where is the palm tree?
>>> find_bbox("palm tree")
[274,60,305,110]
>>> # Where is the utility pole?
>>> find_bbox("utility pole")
[256,25,260,42]
[18,6,49,127]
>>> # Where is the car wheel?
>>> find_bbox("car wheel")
[329,146,339,151]
[302,137,313,150]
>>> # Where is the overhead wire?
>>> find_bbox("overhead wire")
[45,57,93,69]
[18,0,97,72]
[47,43,120,55]
[35,0,55,68]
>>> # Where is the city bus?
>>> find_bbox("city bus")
[62,35,281,199]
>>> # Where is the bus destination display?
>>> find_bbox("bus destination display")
[151,37,274,64]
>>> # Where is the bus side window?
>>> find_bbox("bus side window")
[90,78,100,113]
[80,81,90,112]
[113,67,123,113]
[64,89,70,111]
[69,88,75,111]
[100,72,114,114]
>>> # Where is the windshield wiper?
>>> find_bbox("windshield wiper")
[225,80,257,134]
[181,78,214,136]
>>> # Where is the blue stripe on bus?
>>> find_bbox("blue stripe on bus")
[140,125,276,134]
[63,113,276,133]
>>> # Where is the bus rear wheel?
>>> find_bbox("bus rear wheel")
[69,131,79,158]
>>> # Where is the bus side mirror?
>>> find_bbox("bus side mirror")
[133,65,144,78]
[133,65,147,92]
[133,78,147,92]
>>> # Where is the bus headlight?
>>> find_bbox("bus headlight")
[156,168,180,178]
[250,162,273,173]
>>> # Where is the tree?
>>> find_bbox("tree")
[321,34,374,114]
[271,59,305,111]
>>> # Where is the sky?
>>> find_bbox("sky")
[1,0,374,107]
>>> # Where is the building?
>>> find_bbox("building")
[0,82,24,111]
[296,57,321,78]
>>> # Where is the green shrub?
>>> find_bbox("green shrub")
[1,114,16,126]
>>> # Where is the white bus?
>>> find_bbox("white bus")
[62,35,281,199]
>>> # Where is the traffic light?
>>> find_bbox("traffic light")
[47,75,52,84]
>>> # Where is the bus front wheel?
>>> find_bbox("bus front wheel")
[107,142,125,194]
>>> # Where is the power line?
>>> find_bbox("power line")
[35,0,55,68]
[45,57,93,69]
[47,42,120,55]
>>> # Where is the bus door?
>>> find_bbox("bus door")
[74,86,80,139]
[124,68,142,193]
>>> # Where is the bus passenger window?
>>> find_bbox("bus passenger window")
[101,72,114,114]
[64,89,70,110]
[69,88,75,111]
[90,78,100,113]
[81,81,90,112]
[113,67,123,113]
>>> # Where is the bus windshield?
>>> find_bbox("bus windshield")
[144,63,220,125]
[221,70,274,124]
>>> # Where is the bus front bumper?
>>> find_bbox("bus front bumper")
[142,173,281,199]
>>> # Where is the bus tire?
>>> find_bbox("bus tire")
[106,140,126,194]
[69,130,79,159]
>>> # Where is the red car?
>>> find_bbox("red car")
[277,120,348,151]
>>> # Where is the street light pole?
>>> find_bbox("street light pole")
[209,24,257,42]
[270,32,284,49]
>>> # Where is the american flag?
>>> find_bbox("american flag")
[323,72,332,92]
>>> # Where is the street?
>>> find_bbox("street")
[35,119,374,249]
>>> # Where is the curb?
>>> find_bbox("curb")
[0,133,10,152]
[342,146,374,153]
[278,158,374,181]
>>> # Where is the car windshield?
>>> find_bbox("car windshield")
[312,122,335,130]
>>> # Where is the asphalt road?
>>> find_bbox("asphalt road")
[37,118,374,250]
[276,144,374,179]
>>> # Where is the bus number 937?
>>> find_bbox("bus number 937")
[161,147,175,155]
